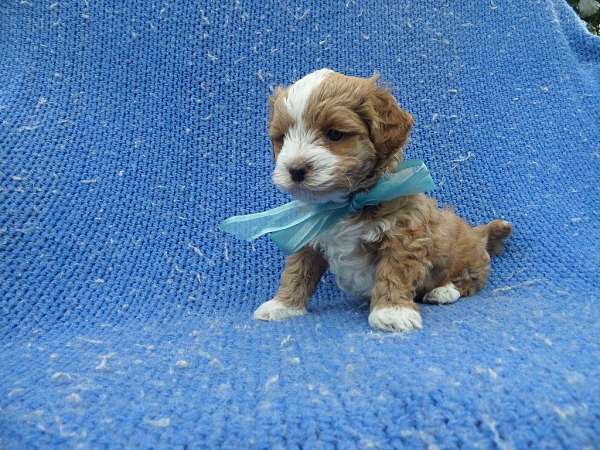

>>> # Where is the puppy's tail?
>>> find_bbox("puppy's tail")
[476,220,513,256]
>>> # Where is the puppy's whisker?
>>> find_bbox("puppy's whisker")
[344,174,353,189]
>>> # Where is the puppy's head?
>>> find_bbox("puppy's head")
[268,69,413,203]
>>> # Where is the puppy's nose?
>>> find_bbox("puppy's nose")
[288,167,306,182]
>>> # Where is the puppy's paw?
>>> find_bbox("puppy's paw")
[253,299,306,321]
[423,283,461,305]
[368,307,422,332]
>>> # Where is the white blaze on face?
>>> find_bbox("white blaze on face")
[272,69,344,202]
[284,68,332,121]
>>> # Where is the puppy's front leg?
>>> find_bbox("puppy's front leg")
[254,246,327,321]
[369,237,430,332]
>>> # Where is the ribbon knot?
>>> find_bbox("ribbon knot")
[219,160,435,254]
[348,196,362,213]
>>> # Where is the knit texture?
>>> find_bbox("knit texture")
[1,1,599,448]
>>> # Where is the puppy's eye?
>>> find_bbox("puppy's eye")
[326,129,344,141]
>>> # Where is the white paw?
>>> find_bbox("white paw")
[253,299,306,321]
[368,307,422,332]
[423,283,461,305]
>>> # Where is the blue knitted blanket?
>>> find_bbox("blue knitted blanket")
[2,1,599,448]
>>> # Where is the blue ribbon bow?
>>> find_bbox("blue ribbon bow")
[219,160,435,254]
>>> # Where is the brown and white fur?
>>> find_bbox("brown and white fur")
[254,69,512,332]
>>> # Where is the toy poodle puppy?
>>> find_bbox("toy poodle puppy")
[254,69,512,332]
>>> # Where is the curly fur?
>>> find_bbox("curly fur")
[256,69,512,332]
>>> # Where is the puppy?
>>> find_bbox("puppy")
[254,69,512,332]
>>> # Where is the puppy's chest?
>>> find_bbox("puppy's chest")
[312,217,390,298]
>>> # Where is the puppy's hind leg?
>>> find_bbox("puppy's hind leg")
[422,282,461,304]
[447,219,512,298]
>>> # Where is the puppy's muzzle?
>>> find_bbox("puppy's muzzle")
[288,167,306,182]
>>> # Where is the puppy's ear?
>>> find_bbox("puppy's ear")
[365,74,414,164]
[268,86,287,160]
[268,86,285,115]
